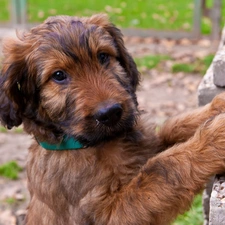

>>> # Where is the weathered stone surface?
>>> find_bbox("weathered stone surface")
[198,64,224,106]
[203,177,214,225]
[209,175,225,225]
[213,46,225,87]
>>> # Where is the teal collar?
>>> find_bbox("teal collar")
[38,135,84,151]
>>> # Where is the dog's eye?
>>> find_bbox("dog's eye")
[52,71,67,83]
[98,53,110,65]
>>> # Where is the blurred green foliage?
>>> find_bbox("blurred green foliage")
[135,54,214,75]
[0,0,224,34]
[0,161,22,180]
[173,194,203,225]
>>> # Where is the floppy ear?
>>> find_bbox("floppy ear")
[88,14,140,91]
[0,36,36,129]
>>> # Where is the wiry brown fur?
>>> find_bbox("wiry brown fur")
[1,14,225,225]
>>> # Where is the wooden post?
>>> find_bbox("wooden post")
[11,0,27,27]
[193,0,202,38]
[210,0,222,40]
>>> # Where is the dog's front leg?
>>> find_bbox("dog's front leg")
[159,92,225,147]
[83,113,225,225]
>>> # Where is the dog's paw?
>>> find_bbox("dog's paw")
[192,113,225,174]
[210,92,225,114]
[201,113,225,151]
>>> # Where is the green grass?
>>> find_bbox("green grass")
[0,125,24,133]
[26,0,194,31]
[135,53,214,75]
[135,55,170,71]
[173,195,203,225]
[172,54,214,75]
[0,126,7,133]
[0,161,23,180]
[0,0,224,34]
[14,127,24,133]
[0,0,9,22]
[172,63,196,73]
[2,196,26,206]
[4,197,17,205]
[202,54,214,68]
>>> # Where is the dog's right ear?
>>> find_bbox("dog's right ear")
[0,36,34,129]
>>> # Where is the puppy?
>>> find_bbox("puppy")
[1,14,225,225]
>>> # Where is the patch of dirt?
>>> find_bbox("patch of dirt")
[0,36,219,224]
[138,72,201,124]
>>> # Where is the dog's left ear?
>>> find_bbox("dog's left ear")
[0,36,36,129]
[88,14,140,91]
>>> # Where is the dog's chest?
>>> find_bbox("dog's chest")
[27,141,146,206]
[26,138,157,224]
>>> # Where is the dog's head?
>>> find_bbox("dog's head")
[0,14,140,146]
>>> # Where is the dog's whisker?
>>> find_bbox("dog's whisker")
[96,119,100,126]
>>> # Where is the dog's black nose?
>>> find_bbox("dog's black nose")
[95,103,123,126]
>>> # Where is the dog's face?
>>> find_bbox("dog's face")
[0,14,140,146]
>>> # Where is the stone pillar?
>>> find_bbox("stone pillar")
[198,26,225,225]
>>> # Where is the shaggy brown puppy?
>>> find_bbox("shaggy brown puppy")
[1,14,225,225]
